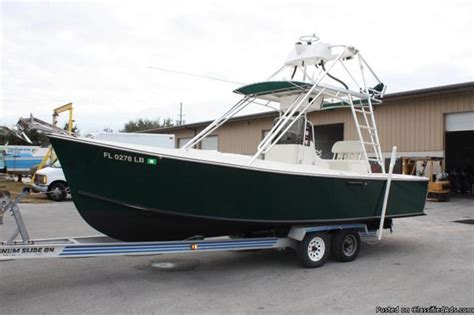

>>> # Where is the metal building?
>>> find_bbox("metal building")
[145,82,474,173]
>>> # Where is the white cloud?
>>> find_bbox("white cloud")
[1,0,472,133]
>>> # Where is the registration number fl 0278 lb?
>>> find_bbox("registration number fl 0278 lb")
[102,151,147,163]
[103,152,158,165]
[103,152,144,163]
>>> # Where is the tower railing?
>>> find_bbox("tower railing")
[182,43,386,174]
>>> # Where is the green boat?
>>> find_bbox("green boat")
[49,35,428,241]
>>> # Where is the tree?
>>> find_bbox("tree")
[162,118,174,128]
[121,118,174,132]
[63,123,79,134]
[25,129,50,146]
[0,128,49,146]
[175,119,186,126]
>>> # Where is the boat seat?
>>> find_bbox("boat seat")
[326,141,367,173]
[331,141,363,160]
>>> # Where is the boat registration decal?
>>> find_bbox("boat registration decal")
[103,152,155,165]
[146,158,157,165]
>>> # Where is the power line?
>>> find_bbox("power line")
[149,66,245,85]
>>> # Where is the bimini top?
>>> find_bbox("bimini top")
[233,80,377,111]
[234,81,312,97]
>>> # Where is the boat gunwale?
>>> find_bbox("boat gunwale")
[49,134,428,183]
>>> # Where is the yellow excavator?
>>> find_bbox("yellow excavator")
[402,157,450,201]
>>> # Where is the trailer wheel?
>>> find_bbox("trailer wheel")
[296,232,330,268]
[331,230,361,262]
[47,182,67,202]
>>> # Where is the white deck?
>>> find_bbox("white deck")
[51,135,427,182]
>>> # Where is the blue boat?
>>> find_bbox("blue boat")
[1,146,48,175]
[0,152,5,172]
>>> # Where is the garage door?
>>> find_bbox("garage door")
[201,135,218,151]
[178,137,192,148]
[445,112,474,181]
[446,112,474,132]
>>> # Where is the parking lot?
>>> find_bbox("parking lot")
[1,198,473,314]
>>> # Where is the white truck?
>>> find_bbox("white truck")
[32,132,175,201]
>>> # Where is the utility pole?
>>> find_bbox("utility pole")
[178,102,184,125]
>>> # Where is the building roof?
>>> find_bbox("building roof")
[142,81,474,133]
[383,81,474,101]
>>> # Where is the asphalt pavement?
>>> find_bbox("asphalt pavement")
[1,198,473,314]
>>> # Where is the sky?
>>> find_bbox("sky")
[0,0,472,133]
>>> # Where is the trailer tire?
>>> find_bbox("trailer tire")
[331,230,361,262]
[296,232,330,268]
[47,182,67,202]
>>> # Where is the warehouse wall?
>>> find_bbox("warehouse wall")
[155,90,474,156]
[171,117,275,155]
[383,93,473,153]
[306,92,474,154]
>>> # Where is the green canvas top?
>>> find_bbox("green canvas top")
[233,80,380,111]
[233,81,313,97]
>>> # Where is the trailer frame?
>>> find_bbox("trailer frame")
[1,189,391,267]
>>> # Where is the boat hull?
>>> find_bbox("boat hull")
[49,136,428,241]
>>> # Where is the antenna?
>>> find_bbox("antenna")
[149,67,244,85]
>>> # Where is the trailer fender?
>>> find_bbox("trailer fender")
[287,224,368,241]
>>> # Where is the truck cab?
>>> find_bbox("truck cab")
[32,161,68,201]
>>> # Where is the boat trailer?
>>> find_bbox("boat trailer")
[0,188,393,268]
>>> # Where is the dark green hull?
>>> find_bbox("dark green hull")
[49,135,428,241]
